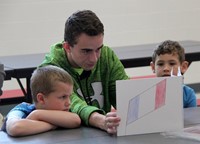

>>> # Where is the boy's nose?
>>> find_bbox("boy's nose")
[65,98,71,106]
[163,65,171,71]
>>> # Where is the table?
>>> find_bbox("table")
[0,53,46,102]
[1,107,200,144]
[4,66,13,81]
[115,40,200,68]
[1,40,200,103]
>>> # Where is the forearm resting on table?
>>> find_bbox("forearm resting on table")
[27,110,81,128]
[89,112,106,131]
[6,117,56,137]
[89,112,121,134]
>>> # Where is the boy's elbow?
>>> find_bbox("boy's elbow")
[71,115,81,128]
[6,122,26,137]
[71,116,81,128]
[75,117,81,127]
[61,114,81,128]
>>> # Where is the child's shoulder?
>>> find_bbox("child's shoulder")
[183,85,196,95]
[10,102,36,113]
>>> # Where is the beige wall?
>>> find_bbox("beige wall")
[1,0,200,94]
[1,0,200,56]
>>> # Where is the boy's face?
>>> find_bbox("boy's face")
[150,53,188,77]
[63,33,104,71]
[39,81,73,111]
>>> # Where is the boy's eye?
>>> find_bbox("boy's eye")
[157,63,164,66]
[59,95,67,99]
[169,62,176,66]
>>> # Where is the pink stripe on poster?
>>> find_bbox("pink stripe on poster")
[155,79,166,109]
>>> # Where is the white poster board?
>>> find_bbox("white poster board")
[116,76,183,136]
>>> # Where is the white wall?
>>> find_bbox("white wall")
[1,0,200,94]
[1,0,200,56]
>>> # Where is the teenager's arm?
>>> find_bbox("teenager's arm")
[6,117,56,137]
[26,109,81,128]
[89,111,120,134]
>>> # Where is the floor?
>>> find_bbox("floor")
[0,103,17,129]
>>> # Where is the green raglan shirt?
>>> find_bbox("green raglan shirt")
[40,42,129,125]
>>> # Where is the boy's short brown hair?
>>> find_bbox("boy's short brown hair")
[31,65,73,103]
[152,40,185,63]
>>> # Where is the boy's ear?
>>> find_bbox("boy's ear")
[63,42,71,53]
[37,93,45,104]
[181,61,189,74]
[150,61,155,73]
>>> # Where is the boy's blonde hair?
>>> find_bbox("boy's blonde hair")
[152,40,185,63]
[30,65,73,103]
